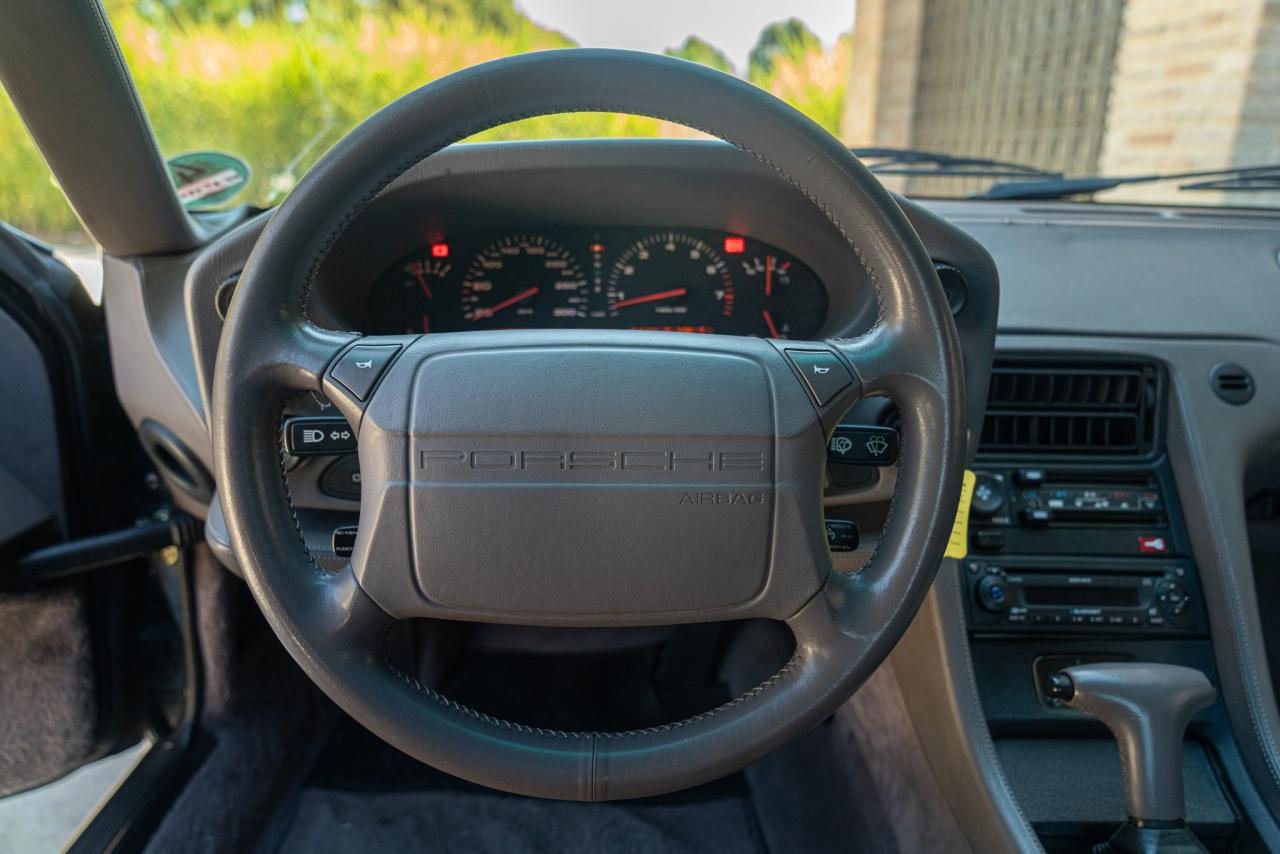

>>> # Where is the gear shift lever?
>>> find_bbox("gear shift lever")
[1048,662,1215,854]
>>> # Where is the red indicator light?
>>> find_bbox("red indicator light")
[430,243,449,258]
[1137,535,1168,554]
[723,236,745,254]
[590,243,605,253]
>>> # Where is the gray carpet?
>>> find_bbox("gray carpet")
[279,789,765,854]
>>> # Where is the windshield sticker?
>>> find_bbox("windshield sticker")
[166,151,251,209]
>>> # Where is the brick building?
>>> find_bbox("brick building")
[843,0,1280,206]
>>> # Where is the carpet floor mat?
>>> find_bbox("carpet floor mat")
[274,719,765,854]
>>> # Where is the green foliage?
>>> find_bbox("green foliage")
[1,3,848,245]
[664,36,734,74]
[747,18,821,83]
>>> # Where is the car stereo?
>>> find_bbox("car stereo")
[962,557,1206,636]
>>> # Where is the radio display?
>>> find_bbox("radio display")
[1024,585,1141,607]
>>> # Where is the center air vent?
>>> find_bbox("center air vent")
[979,359,1161,458]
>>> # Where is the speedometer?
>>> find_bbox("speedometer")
[461,235,588,328]
[605,233,734,332]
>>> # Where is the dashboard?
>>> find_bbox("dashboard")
[366,227,827,338]
[106,138,1280,854]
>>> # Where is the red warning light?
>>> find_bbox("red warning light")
[590,243,605,253]
[430,243,449,258]
[723,236,745,254]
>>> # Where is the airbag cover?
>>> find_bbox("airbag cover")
[407,346,775,618]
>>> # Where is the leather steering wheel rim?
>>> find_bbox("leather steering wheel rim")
[211,49,966,801]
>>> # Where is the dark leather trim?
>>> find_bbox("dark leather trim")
[211,49,965,800]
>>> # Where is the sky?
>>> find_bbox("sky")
[515,0,856,73]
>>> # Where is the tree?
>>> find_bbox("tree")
[664,36,735,75]
[747,18,821,82]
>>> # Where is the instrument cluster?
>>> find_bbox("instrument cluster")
[366,227,828,339]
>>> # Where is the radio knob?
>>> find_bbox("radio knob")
[971,474,1006,517]
[976,575,1012,613]
[1156,579,1191,618]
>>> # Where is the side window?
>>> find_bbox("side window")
[0,91,100,301]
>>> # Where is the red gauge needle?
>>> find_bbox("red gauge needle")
[473,286,539,320]
[611,287,688,309]
[413,266,433,299]
[762,309,780,338]
[765,255,773,297]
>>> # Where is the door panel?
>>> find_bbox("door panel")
[0,225,145,795]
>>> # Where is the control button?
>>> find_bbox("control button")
[331,344,401,401]
[1016,469,1046,486]
[976,575,1011,612]
[1020,508,1053,526]
[785,350,853,406]
[285,417,356,456]
[1148,615,1167,627]
[965,561,983,575]
[332,526,358,558]
[825,518,859,553]
[970,474,1006,516]
[828,426,898,465]
[1137,535,1170,554]
[319,455,362,501]
[1155,579,1191,619]
[972,530,1006,552]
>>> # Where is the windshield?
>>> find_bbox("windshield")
[6,0,1280,248]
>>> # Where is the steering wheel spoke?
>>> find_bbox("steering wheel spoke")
[242,320,360,395]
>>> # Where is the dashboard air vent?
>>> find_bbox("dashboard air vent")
[979,359,1160,458]
[1210,362,1255,405]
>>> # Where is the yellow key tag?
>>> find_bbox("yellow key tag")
[945,470,977,559]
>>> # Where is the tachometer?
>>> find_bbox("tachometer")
[461,235,589,327]
[605,233,734,331]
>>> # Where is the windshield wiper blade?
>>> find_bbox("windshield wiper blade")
[853,147,1061,181]
[974,164,1280,200]
[1179,169,1280,192]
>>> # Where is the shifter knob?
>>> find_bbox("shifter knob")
[1051,662,1215,854]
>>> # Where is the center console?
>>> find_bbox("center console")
[960,356,1246,852]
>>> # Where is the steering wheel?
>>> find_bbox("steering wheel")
[211,49,965,801]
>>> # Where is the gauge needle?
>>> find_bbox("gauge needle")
[474,286,539,320]
[611,287,688,309]
[762,309,780,338]
[765,255,773,297]
[413,266,433,299]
